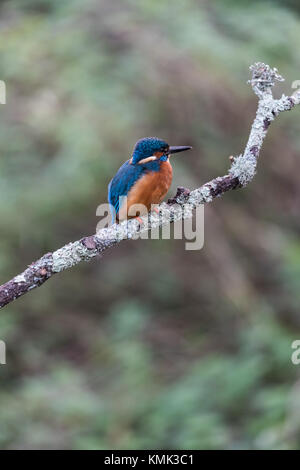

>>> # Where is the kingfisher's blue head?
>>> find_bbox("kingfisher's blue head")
[131,137,192,165]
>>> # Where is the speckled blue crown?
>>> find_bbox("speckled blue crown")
[132,137,169,164]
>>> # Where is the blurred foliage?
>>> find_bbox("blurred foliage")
[0,0,300,449]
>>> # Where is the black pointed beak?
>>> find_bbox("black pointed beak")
[169,145,192,155]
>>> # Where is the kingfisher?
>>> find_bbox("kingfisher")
[108,137,192,223]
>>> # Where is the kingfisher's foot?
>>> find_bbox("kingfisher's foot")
[135,216,144,229]
[168,186,190,205]
[153,207,160,216]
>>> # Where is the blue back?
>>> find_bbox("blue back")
[108,159,161,221]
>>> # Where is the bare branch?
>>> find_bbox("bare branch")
[0,63,299,309]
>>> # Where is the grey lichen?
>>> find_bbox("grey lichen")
[188,186,212,206]
[229,62,293,187]
[52,241,97,272]
[199,185,214,203]
[14,273,27,284]
[249,62,284,97]
[229,154,256,186]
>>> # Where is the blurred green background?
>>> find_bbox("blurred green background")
[0,0,300,450]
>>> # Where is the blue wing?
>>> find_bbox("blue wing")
[108,159,160,222]
[108,160,146,222]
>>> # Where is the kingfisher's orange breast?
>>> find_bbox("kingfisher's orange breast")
[118,160,173,221]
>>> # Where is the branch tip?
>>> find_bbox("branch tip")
[248,62,284,96]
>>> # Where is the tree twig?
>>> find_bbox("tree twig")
[1,62,299,309]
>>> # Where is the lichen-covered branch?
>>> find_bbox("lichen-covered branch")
[1,62,299,309]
